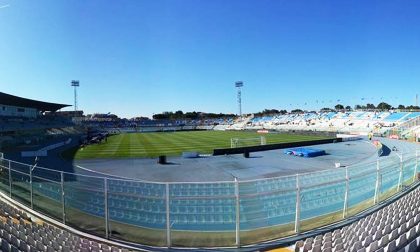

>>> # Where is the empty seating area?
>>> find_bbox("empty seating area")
[0,197,135,252]
[13,157,414,233]
[0,116,74,133]
[237,111,420,134]
[294,186,420,252]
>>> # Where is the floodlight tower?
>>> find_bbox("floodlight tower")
[235,81,244,117]
[71,80,80,111]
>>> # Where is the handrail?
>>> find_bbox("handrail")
[1,149,417,185]
[0,147,419,248]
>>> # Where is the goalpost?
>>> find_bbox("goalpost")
[230,136,266,148]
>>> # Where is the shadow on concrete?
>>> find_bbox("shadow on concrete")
[380,144,391,157]
[158,162,180,166]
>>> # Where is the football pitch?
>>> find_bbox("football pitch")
[72,131,330,159]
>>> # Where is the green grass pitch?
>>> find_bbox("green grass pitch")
[72,131,330,159]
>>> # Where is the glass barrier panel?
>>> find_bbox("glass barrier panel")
[10,169,31,206]
[108,179,167,247]
[402,157,416,186]
[380,161,400,201]
[239,176,296,245]
[347,165,376,216]
[170,182,236,247]
[63,173,106,237]
[0,159,10,194]
[32,168,63,221]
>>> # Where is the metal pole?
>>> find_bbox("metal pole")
[165,183,171,248]
[30,166,33,209]
[235,178,240,247]
[104,178,109,239]
[295,174,301,234]
[8,160,12,198]
[61,172,66,224]
[398,153,403,191]
[374,159,380,204]
[74,85,77,111]
[343,167,349,218]
[414,150,419,183]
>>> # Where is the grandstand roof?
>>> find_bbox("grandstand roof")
[0,92,70,112]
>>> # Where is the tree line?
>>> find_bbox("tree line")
[150,102,419,120]
[152,111,236,120]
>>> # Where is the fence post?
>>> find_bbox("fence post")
[235,178,240,247]
[398,153,404,191]
[165,183,171,248]
[295,174,301,234]
[8,160,12,198]
[414,150,419,183]
[104,178,109,239]
[61,172,66,224]
[374,159,380,204]
[343,167,349,218]
[30,166,33,209]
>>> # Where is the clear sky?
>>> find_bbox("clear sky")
[1,0,420,118]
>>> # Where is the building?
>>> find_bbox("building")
[0,92,70,118]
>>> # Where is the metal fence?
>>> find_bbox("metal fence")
[0,151,418,247]
[385,115,420,142]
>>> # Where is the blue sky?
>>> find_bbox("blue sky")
[0,0,419,118]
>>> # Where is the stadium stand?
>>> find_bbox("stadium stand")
[2,91,420,250]
[234,111,420,136]
[293,185,420,252]
[0,196,135,252]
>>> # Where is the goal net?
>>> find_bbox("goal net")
[230,136,266,148]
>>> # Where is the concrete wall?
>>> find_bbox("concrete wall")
[213,138,342,155]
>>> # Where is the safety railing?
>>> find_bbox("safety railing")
[0,150,418,247]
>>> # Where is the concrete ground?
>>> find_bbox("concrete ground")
[4,137,418,183]
[75,139,386,183]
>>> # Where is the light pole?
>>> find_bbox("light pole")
[235,81,243,117]
[71,80,80,111]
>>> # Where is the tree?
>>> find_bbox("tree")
[397,105,405,109]
[406,105,420,110]
[291,109,303,113]
[376,102,392,111]
[354,105,362,110]
[334,104,344,111]
[345,105,352,111]
[153,113,170,120]
[185,111,199,119]
[366,103,376,110]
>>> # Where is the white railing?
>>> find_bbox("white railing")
[0,150,418,247]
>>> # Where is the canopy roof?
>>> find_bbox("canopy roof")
[0,92,70,112]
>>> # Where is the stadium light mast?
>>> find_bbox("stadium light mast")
[235,81,243,117]
[71,80,80,111]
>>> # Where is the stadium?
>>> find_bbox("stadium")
[2,2,420,252]
[0,90,420,252]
